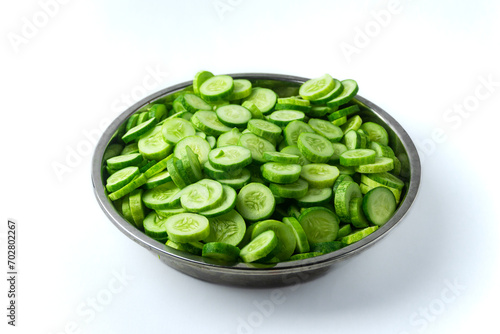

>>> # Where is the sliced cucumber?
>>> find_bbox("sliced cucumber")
[268,110,305,127]
[326,79,359,108]
[300,163,339,188]
[208,145,252,172]
[142,181,181,210]
[199,186,238,218]
[216,104,252,128]
[204,209,246,245]
[354,157,394,173]
[174,135,211,165]
[193,70,214,95]
[229,79,252,100]
[202,242,240,263]
[106,166,140,192]
[334,181,362,222]
[349,197,370,228]
[308,118,343,142]
[251,219,296,261]
[165,213,210,243]
[269,178,309,199]
[236,182,275,221]
[360,122,389,146]
[282,216,310,253]
[283,120,314,146]
[239,230,278,263]
[261,162,302,184]
[161,118,196,144]
[341,226,378,245]
[191,110,232,136]
[180,179,224,212]
[237,133,276,164]
[217,128,242,148]
[297,132,334,163]
[299,74,335,101]
[242,87,277,115]
[143,211,168,241]
[298,207,339,244]
[107,153,143,170]
[362,186,397,226]
[181,93,212,112]
[263,151,299,164]
[247,119,282,143]
[340,149,376,166]
[296,187,333,207]
[199,75,234,102]
[139,125,173,161]
[122,117,157,143]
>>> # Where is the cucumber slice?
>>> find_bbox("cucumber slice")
[181,146,203,183]
[136,111,150,124]
[199,75,234,102]
[108,173,147,201]
[300,163,339,188]
[239,230,278,263]
[349,197,370,228]
[122,117,157,143]
[129,188,146,230]
[341,115,363,133]
[139,125,173,161]
[106,166,140,192]
[229,79,252,100]
[354,157,394,173]
[331,115,347,127]
[208,146,252,172]
[204,209,246,245]
[180,179,224,212]
[341,226,378,245]
[165,213,210,243]
[299,74,335,101]
[142,181,181,210]
[143,211,168,241]
[241,101,264,119]
[191,110,232,136]
[289,252,323,260]
[237,133,276,164]
[121,142,139,155]
[148,104,167,121]
[161,118,196,144]
[216,104,252,128]
[247,119,282,143]
[216,168,251,190]
[326,79,359,108]
[366,172,404,190]
[280,145,310,166]
[334,181,362,222]
[269,178,309,199]
[309,78,343,105]
[144,170,172,190]
[275,97,311,113]
[360,175,402,203]
[340,149,376,166]
[199,186,237,218]
[308,118,343,142]
[268,110,305,127]
[156,207,187,218]
[193,70,214,95]
[362,187,397,226]
[217,128,242,148]
[282,217,310,253]
[297,132,334,163]
[121,194,133,222]
[307,106,333,117]
[125,113,139,132]
[336,224,352,240]
[298,207,339,244]
[360,122,389,146]
[106,153,143,170]
[296,187,333,207]
[166,158,187,189]
[283,120,314,146]
[202,242,240,263]
[327,105,360,121]
[174,135,211,165]
[251,219,296,261]
[261,162,302,184]
[370,141,395,158]
[330,142,348,163]
[263,152,299,164]
[242,87,277,115]
[181,93,212,112]
[236,182,275,221]
[143,154,173,178]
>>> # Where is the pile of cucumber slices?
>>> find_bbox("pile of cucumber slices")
[103,71,405,264]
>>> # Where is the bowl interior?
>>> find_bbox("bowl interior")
[91,73,421,285]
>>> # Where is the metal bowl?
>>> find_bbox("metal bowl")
[91,73,421,287]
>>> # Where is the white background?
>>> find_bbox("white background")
[2,0,500,333]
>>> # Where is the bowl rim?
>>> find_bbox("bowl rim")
[91,72,421,274]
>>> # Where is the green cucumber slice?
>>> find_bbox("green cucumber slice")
[199,75,234,102]
[280,145,310,166]
[208,145,252,172]
[296,187,333,207]
[193,70,214,95]
[191,110,232,136]
[251,219,296,261]
[142,181,181,210]
[241,100,264,119]
[365,172,404,190]
[236,182,275,221]
[340,149,377,166]
[139,125,173,161]
[215,168,251,190]
[326,79,359,108]
[283,216,310,253]
[129,188,146,230]
[204,209,246,245]
[229,79,252,100]
[263,152,299,164]
[269,178,309,199]
[283,120,314,146]
[199,186,238,218]
[239,230,278,263]
[309,78,343,104]
[297,132,334,163]
[174,135,211,165]
[361,187,397,226]
[247,119,282,143]
[242,87,277,115]
[180,179,224,212]
[122,117,157,143]
[341,226,378,245]
[165,213,210,243]
[268,110,305,127]
[202,242,240,263]
[216,104,252,128]
[237,133,276,164]
[166,158,187,189]
[349,197,370,228]
[106,153,143,170]
[148,104,167,121]
[217,128,242,148]
[143,211,168,241]
[299,74,335,101]
[298,207,339,244]
[108,173,147,201]
[341,115,363,133]
[309,241,344,254]
[161,117,196,144]
[360,122,389,146]
[308,118,344,142]
[181,93,212,112]
[144,170,172,190]
[327,105,360,121]
[106,166,140,192]
[354,157,394,173]
[300,163,339,188]
[261,162,302,184]
[334,181,362,222]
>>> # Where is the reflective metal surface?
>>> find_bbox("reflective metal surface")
[91,73,421,287]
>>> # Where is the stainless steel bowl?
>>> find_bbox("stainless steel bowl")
[91,73,421,287]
